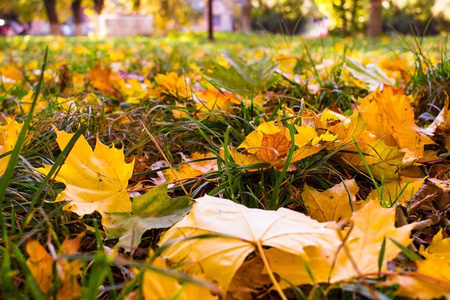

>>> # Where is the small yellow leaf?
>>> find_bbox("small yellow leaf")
[301,179,365,222]
[0,117,23,176]
[367,178,424,205]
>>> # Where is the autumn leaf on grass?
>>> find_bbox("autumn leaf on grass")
[301,179,366,222]
[239,121,291,162]
[104,183,191,251]
[36,128,134,217]
[26,235,84,299]
[259,201,414,287]
[87,62,124,100]
[141,256,218,300]
[340,132,405,181]
[358,85,435,162]
[18,90,48,114]
[328,200,414,282]
[386,257,450,299]
[0,117,23,176]
[159,196,340,292]
[367,177,424,206]
[154,72,190,99]
[153,152,218,184]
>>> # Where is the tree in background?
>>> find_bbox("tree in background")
[241,0,252,34]
[43,0,62,35]
[368,0,382,36]
[71,0,82,36]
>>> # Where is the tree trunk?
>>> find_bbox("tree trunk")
[93,0,104,14]
[133,0,141,12]
[71,0,83,36]
[43,0,62,35]
[208,0,213,40]
[368,0,382,37]
[350,0,358,29]
[241,0,252,34]
[340,0,347,35]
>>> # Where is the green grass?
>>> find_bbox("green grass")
[0,32,449,299]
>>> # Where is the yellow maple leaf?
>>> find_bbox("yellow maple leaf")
[193,89,238,119]
[159,195,340,292]
[358,85,435,162]
[0,117,23,176]
[301,179,366,222]
[18,90,48,114]
[36,128,133,217]
[142,257,218,300]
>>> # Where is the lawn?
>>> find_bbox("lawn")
[1,32,450,299]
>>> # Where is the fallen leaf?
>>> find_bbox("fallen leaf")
[387,256,450,299]
[0,117,23,176]
[159,195,340,291]
[36,128,134,217]
[359,85,435,162]
[26,239,54,293]
[142,257,218,300]
[367,178,424,206]
[301,179,365,222]
[87,62,123,99]
[104,183,191,250]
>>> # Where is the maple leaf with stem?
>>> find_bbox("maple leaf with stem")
[36,127,134,217]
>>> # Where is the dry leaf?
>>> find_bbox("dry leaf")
[301,179,365,222]
[87,62,123,99]
[159,196,340,291]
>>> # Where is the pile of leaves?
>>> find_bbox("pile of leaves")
[1,34,450,299]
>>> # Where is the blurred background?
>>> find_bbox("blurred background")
[0,0,449,38]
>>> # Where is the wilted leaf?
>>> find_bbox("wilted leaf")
[159,196,340,291]
[87,62,123,99]
[26,235,84,299]
[36,128,134,217]
[105,183,191,250]
[301,179,365,222]
[26,239,54,293]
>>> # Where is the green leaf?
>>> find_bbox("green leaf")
[345,56,395,91]
[105,184,191,251]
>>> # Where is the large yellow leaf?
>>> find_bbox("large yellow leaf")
[0,117,23,176]
[420,229,450,262]
[261,201,414,286]
[159,196,340,291]
[301,179,366,222]
[36,128,133,217]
